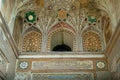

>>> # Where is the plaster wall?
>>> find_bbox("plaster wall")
[0,15,16,80]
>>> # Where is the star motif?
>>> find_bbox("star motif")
[57,9,68,21]
[25,11,36,23]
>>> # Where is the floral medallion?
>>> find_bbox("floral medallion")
[25,11,36,23]
[57,9,69,21]
[96,61,106,69]
[88,15,97,23]
[19,61,29,69]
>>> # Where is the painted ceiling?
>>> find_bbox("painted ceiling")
[13,0,107,52]
[1,0,120,52]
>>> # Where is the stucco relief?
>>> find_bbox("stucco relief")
[17,61,30,71]
[96,61,107,70]
[19,61,29,69]
[15,0,107,53]
[32,60,93,70]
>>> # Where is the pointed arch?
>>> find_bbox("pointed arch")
[47,22,76,51]
[22,27,42,52]
[48,22,76,35]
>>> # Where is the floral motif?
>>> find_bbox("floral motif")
[19,61,29,69]
[96,61,105,69]
[88,16,97,23]
[57,9,69,21]
[25,11,36,23]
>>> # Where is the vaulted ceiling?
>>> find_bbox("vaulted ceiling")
[1,0,120,48]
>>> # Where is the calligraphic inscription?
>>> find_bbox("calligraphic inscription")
[32,74,94,80]
[32,60,93,70]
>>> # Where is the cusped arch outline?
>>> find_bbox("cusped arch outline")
[21,27,42,52]
[82,30,104,52]
[47,22,76,52]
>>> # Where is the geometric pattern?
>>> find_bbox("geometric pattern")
[83,31,102,52]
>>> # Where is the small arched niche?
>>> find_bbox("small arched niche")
[51,30,74,52]
[82,31,102,52]
[22,27,42,52]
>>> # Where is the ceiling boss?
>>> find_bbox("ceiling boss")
[25,11,36,23]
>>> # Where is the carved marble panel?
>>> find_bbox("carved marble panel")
[32,60,93,70]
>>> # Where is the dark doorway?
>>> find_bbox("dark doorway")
[53,44,71,51]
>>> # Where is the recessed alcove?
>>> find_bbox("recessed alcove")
[53,44,71,51]
[51,30,74,52]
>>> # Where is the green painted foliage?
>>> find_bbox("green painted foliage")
[25,11,36,23]
[88,16,97,23]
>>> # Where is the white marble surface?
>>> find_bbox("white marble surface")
[19,53,105,58]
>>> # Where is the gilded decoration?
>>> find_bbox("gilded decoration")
[22,31,42,52]
[15,0,107,53]
[57,9,69,21]
[1,0,119,80]
[82,31,102,52]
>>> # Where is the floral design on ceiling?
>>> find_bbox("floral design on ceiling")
[25,11,36,23]
[19,61,29,69]
[15,0,109,53]
[88,16,97,23]
[82,31,102,52]
[96,61,106,69]
[22,31,42,52]
[57,9,69,21]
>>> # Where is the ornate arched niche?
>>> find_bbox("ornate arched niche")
[13,15,23,46]
[22,27,42,52]
[82,31,102,52]
[47,22,76,52]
